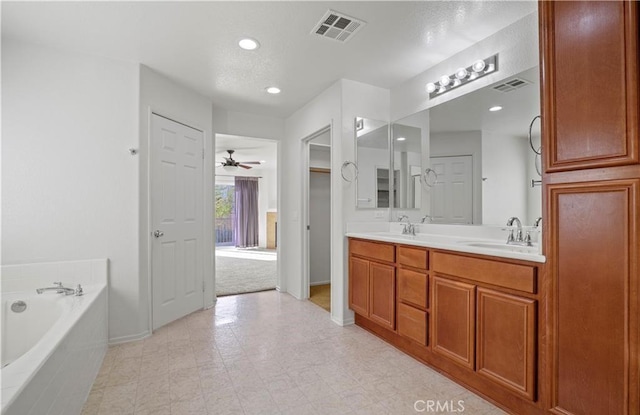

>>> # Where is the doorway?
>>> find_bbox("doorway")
[214,134,278,296]
[150,113,204,330]
[430,155,473,224]
[304,128,332,312]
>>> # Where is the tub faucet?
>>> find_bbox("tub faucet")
[36,282,76,296]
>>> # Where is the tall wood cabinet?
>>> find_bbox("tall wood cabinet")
[540,1,639,414]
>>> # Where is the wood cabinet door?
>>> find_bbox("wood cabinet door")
[349,256,369,317]
[369,261,396,330]
[476,288,536,400]
[432,276,476,370]
[541,0,639,171]
[547,180,639,415]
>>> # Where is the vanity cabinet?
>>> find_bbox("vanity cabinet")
[349,238,543,414]
[348,239,396,331]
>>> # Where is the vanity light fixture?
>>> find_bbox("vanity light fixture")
[238,38,260,50]
[425,54,499,99]
[266,86,281,94]
[489,106,503,112]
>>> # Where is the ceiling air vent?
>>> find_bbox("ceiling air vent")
[311,10,366,43]
[492,78,532,93]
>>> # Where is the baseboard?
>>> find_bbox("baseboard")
[108,330,151,345]
[331,315,355,326]
[310,280,331,286]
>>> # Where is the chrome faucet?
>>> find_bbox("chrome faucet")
[398,215,415,236]
[506,216,523,244]
[420,215,432,223]
[36,282,77,296]
[534,217,542,228]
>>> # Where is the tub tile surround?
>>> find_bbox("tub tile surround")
[83,291,505,415]
[1,259,108,415]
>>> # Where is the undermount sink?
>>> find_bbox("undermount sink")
[458,241,539,253]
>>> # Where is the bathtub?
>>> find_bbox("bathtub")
[1,259,108,415]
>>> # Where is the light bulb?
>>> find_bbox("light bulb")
[472,59,486,72]
[396,137,406,141]
[455,67,468,80]
[439,75,451,86]
[426,83,437,93]
[489,106,503,112]
[266,87,281,94]
[238,38,260,50]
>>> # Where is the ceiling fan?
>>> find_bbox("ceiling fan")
[217,149,261,170]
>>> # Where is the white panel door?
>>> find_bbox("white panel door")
[151,114,204,329]
[430,155,473,224]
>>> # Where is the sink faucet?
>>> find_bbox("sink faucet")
[398,215,415,236]
[506,216,523,244]
[534,217,542,228]
[420,215,432,223]
[36,282,77,296]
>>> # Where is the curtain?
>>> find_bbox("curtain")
[234,176,259,248]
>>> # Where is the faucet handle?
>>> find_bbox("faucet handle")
[75,284,84,296]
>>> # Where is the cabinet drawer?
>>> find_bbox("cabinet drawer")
[397,303,427,346]
[350,239,395,263]
[398,246,428,269]
[432,252,536,294]
[398,268,428,309]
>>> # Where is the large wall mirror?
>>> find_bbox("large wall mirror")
[355,118,390,209]
[392,65,542,225]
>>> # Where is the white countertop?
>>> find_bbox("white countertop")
[346,225,546,263]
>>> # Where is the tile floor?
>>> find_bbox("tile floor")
[82,291,506,415]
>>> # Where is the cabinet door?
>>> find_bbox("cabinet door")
[541,1,639,171]
[547,180,639,415]
[477,288,536,400]
[432,276,475,370]
[369,262,396,330]
[349,256,369,316]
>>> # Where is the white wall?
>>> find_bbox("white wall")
[481,131,528,225]
[310,144,330,169]
[309,171,331,285]
[1,39,140,341]
[213,105,284,141]
[139,65,214,340]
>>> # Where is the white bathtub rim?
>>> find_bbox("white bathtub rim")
[1,283,107,411]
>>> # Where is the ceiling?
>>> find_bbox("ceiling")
[2,1,537,118]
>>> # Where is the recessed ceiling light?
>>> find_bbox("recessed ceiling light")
[396,137,406,141]
[266,87,281,94]
[238,38,260,50]
[489,106,503,112]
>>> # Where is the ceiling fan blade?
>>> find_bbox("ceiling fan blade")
[238,164,253,169]
[238,161,262,164]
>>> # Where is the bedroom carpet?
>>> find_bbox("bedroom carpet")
[215,247,277,296]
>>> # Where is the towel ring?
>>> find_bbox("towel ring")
[421,168,438,188]
[341,161,358,182]
[529,115,542,155]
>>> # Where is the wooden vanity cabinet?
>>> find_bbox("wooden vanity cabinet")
[348,239,396,331]
[396,245,429,346]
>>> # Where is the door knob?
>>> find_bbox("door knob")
[154,230,164,238]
